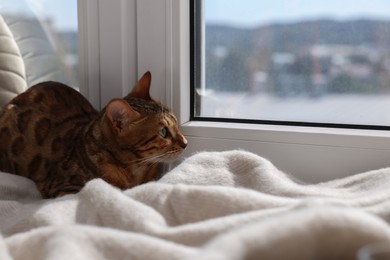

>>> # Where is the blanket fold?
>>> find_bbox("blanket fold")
[0,150,389,259]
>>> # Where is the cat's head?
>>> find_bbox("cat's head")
[103,71,187,163]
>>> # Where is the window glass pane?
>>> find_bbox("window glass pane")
[196,0,390,127]
[0,0,78,88]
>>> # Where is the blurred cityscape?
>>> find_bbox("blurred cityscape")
[206,19,390,98]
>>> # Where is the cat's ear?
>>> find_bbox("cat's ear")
[106,99,140,134]
[127,71,152,100]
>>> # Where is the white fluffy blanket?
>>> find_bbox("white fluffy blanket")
[0,150,389,260]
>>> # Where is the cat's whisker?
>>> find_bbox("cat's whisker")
[125,153,166,167]
[129,149,182,167]
[138,153,170,164]
[125,150,171,164]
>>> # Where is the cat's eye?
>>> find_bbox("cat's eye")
[158,127,168,138]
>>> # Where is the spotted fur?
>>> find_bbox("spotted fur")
[0,72,187,198]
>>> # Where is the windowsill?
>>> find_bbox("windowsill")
[181,120,390,150]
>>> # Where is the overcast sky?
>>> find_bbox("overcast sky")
[0,0,78,31]
[3,0,390,31]
[30,0,78,30]
[205,0,390,27]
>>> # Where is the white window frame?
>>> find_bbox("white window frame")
[78,0,390,183]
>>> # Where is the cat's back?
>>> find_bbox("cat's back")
[0,82,98,135]
[1,82,97,125]
[0,82,98,175]
[8,82,96,115]
[0,81,98,138]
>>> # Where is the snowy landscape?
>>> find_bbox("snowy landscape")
[200,91,390,127]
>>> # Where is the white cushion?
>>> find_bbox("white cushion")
[0,15,27,107]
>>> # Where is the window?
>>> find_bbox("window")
[0,0,78,88]
[116,0,390,182]
[5,0,380,183]
[192,0,390,129]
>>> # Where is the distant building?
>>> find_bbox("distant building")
[270,44,380,97]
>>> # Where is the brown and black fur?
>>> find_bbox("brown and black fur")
[0,72,187,198]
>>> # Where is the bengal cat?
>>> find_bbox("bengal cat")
[0,71,187,198]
